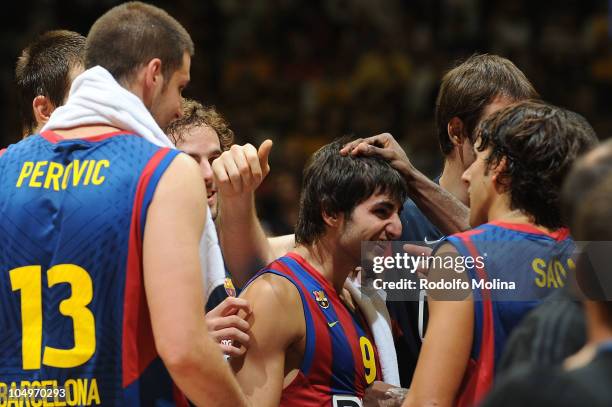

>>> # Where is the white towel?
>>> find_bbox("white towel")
[42,66,226,302]
[345,278,401,386]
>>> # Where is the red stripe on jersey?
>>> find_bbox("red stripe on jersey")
[122,149,169,387]
[172,383,189,407]
[274,260,335,401]
[282,253,380,399]
[0,148,6,158]
[488,221,570,241]
[456,235,494,407]
[40,129,138,143]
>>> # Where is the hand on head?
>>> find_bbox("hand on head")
[340,133,413,175]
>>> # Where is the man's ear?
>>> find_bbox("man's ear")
[32,95,55,129]
[491,156,510,191]
[447,117,467,147]
[141,58,163,108]
[322,210,341,228]
[144,58,163,90]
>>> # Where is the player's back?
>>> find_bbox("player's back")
[0,130,185,406]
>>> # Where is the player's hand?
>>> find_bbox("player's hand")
[363,381,408,407]
[212,139,273,198]
[339,133,413,176]
[205,297,252,357]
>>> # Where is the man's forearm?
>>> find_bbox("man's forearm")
[217,194,274,288]
[166,337,250,407]
[400,164,470,235]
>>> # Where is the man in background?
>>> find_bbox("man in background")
[15,29,85,137]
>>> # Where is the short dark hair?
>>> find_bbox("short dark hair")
[15,30,85,135]
[295,137,408,245]
[435,54,539,156]
[475,100,598,229]
[562,139,612,234]
[165,99,234,151]
[86,1,194,85]
[562,140,612,318]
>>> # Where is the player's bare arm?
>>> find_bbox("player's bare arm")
[402,243,473,407]
[230,273,305,407]
[341,133,470,235]
[213,139,281,287]
[144,153,248,406]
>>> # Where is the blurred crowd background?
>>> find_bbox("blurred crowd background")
[0,0,609,235]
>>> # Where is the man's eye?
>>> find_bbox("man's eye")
[374,208,390,218]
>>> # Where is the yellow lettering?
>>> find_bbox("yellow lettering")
[51,380,64,407]
[72,161,88,186]
[86,379,100,405]
[43,163,64,191]
[10,266,43,369]
[25,381,40,407]
[43,265,96,368]
[91,161,109,185]
[83,162,95,186]
[16,162,34,187]
[64,381,76,406]
[61,162,73,190]
[38,381,50,407]
[77,380,87,406]
[546,262,559,288]
[360,337,377,384]
[29,161,48,188]
[0,382,7,407]
[554,260,567,287]
[568,258,576,271]
[7,383,19,407]
[532,258,546,288]
[19,382,30,407]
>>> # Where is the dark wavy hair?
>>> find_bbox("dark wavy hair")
[295,137,408,245]
[475,100,598,229]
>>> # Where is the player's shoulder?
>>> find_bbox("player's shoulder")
[155,150,201,187]
[242,271,301,309]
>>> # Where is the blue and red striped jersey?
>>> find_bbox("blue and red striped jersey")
[444,221,575,406]
[0,131,187,406]
[247,252,381,407]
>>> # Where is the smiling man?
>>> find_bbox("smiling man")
[403,101,598,407]
[231,138,407,406]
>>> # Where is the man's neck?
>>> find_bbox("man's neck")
[52,125,124,139]
[294,239,355,294]
[439,157,468,205]
[564,304,612,371]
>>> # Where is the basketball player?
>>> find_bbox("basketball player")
[14,30,85,137]
[231,138,407,406]
[403,101,598,407]
[13,34,251,358]
[0,3,246,406]
[166,98,251,356]
[218,54,541,387]
[480,139,612,407]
